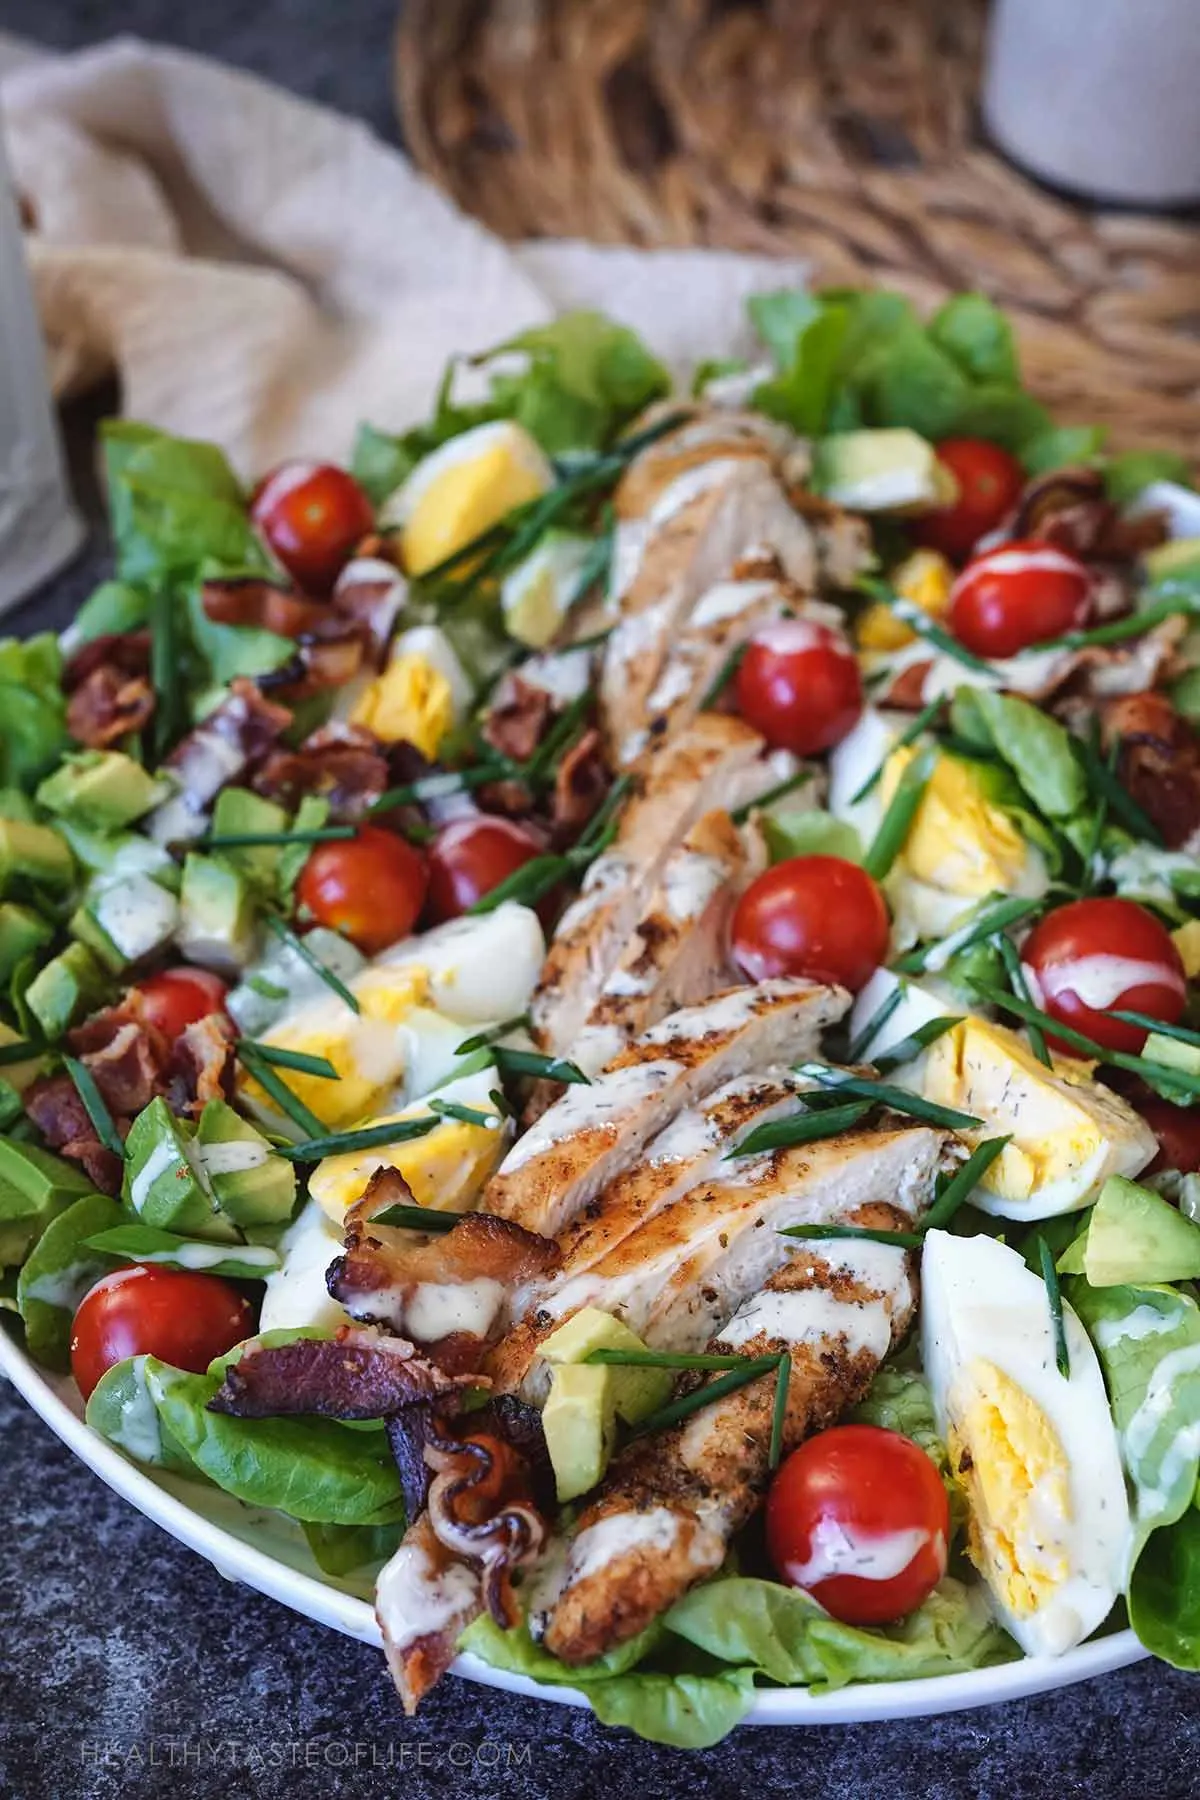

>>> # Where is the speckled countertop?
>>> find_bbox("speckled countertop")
[3,7,1200,1796]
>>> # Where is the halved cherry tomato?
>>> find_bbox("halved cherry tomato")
[766,1424,949,1626]
[425,817,545,923]
[730,856,889,993]
[133,968,229,1038]
[912,438,1025,562]
[1138,1097,1200,1175]
[70,1265,255,1403]
[1021,897,1187,1055]
[251,461,374,594]
[734,620,863,756]
[948,539,1091,659]
[297,824,428,955]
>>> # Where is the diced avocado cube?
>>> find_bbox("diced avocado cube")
[0,902,53,985]
[58,822,179,889]
[1081,1175,1200,1288]
[0,1020,46,1094]
[195,1098,296,1227]
[123,1097,232,1237]
[37,750,167,830]
[16,1192,125,1370]
[1144,1032,1200,1079]
[0,817,74,899]
[542,1305,673,1424]
[813,428,950,513]
[1144,537,1200,584]
[178,854,257,973]
[0,788,35,823]
[71,872,180,973]
[0,1138,96,1268]
[24,942,110,1041]
[210,787,289,893]
[541,1363,618,1502]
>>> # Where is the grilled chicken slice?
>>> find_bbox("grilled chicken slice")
[601,459,816,766]
[570,810,753,1077]
[542,1202,920,1664]
[487,980,848,1245]
[376,1514,485,1712]
[613,409,800,525]
[531,713,767,1057]
[489,1122,940,1404]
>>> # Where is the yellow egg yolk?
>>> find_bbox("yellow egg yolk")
[351,652,454,759]
[400,432,552,576]
[856,548,954,651]
[882,747,1031,897]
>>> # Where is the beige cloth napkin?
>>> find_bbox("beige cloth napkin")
[0,35,807,480]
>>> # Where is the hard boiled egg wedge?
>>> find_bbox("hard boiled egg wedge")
[377,901,545,1025]
[922,1017,1156,1220]
[308,1066,510,1221]
[382,421,554,577]
[258,1199,349,1336]
[922,1229,1131,1658]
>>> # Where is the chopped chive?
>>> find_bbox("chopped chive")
[455,1015,531,1056]
[190,827,355,849]
[522,689,594,785]
[264,913,361,1014]
[862,743,936,882]
[846,987,904,1064]
[62,1055,125,1160]
[237,1042,340,1079]
[149,586,183,760]
[730,768,815,826]
[371,1202,460,1233]
[1076,732,1163,846]
[768,1351,791,1472]
[1108,1011,1200,1049]
[920,1136,1013,1232]
[780,1221,923,1248]
[857,577,993,674]
[568,626,615,652]
[1041,593,1199,650]
[873,1015,963,1074]
[700,642,748,708]
[726,1100,873,1159]
[371,762,514,816]
[583,1348,773,1371]
[466,849,571,915]
[975,985,1200,1097]
[0,1039,45,1066]
[793,1063,984,1131]
[848,698,943,805]
[1038,1234,1071,1379]
[488,1087,510,1119]
[630,1357,781,1437]
[238,1046,326,1139]
[994,936,1051,1068]
[890,895,1044,975]
[491,1045,591,1086]
[277,1115,441,1163]
[427,1098,504,1129]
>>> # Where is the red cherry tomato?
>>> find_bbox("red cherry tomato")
[912,438,1025,562]
[132,968,229,1038]
[766,1424,950,1626]
[734,620,863,757]
[297,824,428,955]
[70,1265,255,1403]
[1138,1097,1200,1175]
[730,855,889,993]
[250,460,374,594]
[948,539,1091,659]
[1021,897,1187,1056]
[425,816,545,923]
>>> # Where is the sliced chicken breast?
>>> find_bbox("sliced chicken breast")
[486,979,848,1245]
[570,809,752,1077]
[613,409,800,525]
[542,1201,921,1664]
[531,713,766,1057]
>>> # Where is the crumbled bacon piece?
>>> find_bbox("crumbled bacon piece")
[163,679,292,812]
[250,722,389,818]
[1009,466,1168,562]
[552,727,607,837]
[1102,690,1200,848]
[482,676,555,765]
[63,631,152,689]
[423,1417,548,1627]
[166,1013,236,1117]
[207,1327,472,1420]
[333,556,408,658]
[22,1074,125,1195]
[67,665,156,749]
[201,576,332,638]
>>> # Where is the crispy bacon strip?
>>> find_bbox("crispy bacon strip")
[482,675,555,764]
[166,1013,236,1117]
[1009,467,1168,562]
[201,576,331,638]
[387,1393,553,1527]
[423,1418,547,1627]
[208,1327,473,1420]
[251,723,389,818]
[1102,690,1200,848]
[552,727,608,837]
[67,665,156,749]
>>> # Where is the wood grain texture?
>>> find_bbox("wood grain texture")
[397,0,1200,453]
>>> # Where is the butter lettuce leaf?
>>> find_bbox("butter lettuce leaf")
[483,313,670,456]
[0,633,69,791]
[102,421,267,586]
[1105,449,1194,508]
[950,688,1086,823]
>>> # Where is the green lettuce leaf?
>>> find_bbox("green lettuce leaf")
[755,304,852,438]
[183,584,296,687]
[1105,449,1194,508]
[927,293,1019,387]
[0,634,69,791]
[1022,424,1108,475]
[950,688,1086,822]
[70,579,151,645]
[301,1519,404,1579]
[16,1192,124,1370]
[583,1661,757,1748]
[483,313,670,456]
[102,421,267,586]
[762,811,863,866]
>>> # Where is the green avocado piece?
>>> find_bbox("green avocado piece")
[0,1020,45,1094]
[1143,537,1200,584]
[0,817,74,898]
[70,871,180,973]
[24,942,110,1041]
[812,428,950,512]
[57,822,178,888]
[178,853,257,973]
[37,750,166,830]
[0,1138,96,1269]
[542,1305,673,1423]
[123,1096,236,1238]
[541,1363,619,1502]
[16,1192,125,1370]
[195,1098,296,1226]
[210,787,289,893]
[0,902,53,985]
[1083,1175,1200,1287]
[0,788,35,823]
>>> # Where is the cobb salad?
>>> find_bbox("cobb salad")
[5,291,1200,1747]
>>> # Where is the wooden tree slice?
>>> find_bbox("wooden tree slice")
[396,0,1200,455]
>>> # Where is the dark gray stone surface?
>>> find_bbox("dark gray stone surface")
[3,5,1200,1795]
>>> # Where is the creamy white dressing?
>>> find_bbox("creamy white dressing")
[688,578,781,629]
[23,1262,98,1311]
[130,1139,189,1215]
[788,1517,940,1587]
[606,599,671,674]
[602,965,656,999]
[1123,1341,1200,1520]
[1024,954,1185,1012]
[571,1023,627,1079]
[567,1507,684,1584]
[644,657,696,715]
[640,986,766,1044]
[554,852,629,936]
[193,1139,271,1177]
[647,457,747,529]
[1092,1306,1186,1350]
[609,518,651,602]
[717,1287,894,1358]
[405,1277,505,1341]
[139,1243,278,1272]
[375,1540,481,1653]
[113,1368,163,1464]
[660,850,725,923]
[497,1059,682,1172]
